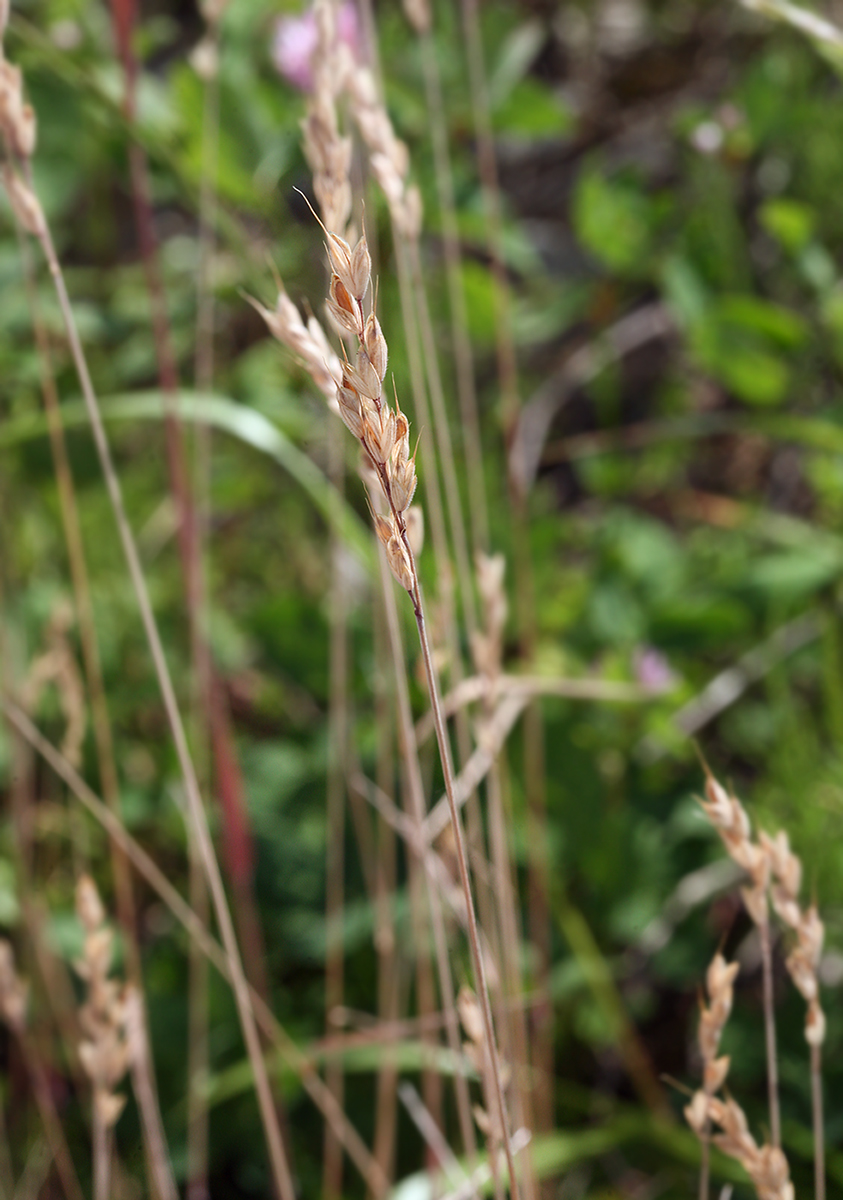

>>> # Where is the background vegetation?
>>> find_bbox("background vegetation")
[1,0,843,1196]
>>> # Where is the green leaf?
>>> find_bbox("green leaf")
[759,197,815,252]
[0,391,374,567]
[716,294,808,347]
[495,79,575,139]
[573,167,653,275]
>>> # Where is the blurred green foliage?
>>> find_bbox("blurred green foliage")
[1,0,843,1196]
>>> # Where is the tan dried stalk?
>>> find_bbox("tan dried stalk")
[74,875,130,1200]
[123,987,179,1200]
[255,199,477,1179]
[299,23,353,1187]
[374,544,479,1174]
[686,952,738,1200]
[320,222,520,1196]
[685,949,794,1200]
[473,555,537,1199]
[762,830,826,1200]
[454,0,555,1143]
[699,771,779,1146]
[302,0,353,238]
[371,597,401,1192]
[0,31,294,1200]
[2,694,390,1198]
[22,601,86,769]
[688,1093,794,1200]
[8,197,168,1196]
[459,985,511,1200]
[405,0,489,554]
[698,771,828,1200]
[188,8,228,1195]
[0,940,84,1200]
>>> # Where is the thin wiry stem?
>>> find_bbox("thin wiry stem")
[32,215,295,1200]
[92,1111,110,1200]
[456,0,553,1145]
[417,21,489,552]
[406,561,521,1200]
[759,919,781,1148]
[13,188,179,1200]
[187,21,221,1200]
[125,990,179,1200]
[371,595,400,1193]
[698,1123,711,1200]
[487,758,537,1200]
[376,549,480,1173]
[1,695,390,1199]
[812,1043,825,1200]
[324,420,348,1199]
[18,1030,85,1200]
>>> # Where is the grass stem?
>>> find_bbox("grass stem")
[33,211,296,1200]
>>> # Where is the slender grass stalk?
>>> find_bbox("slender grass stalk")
[124,989,179,1200]
[22,1033,85,1200]
[408,566,521,1197]
[1,696,389,1199]
[288,214,520,1186]
[376,549,479,1172]
[0,1082,12,1200]
[759,918,781,1148]
[415,14,489,552]
[11,204,180,1200]
[0,938,84,1200]
[324,419,349,1199]
[812,1043,824,1200]
[92,1109,109,1200]
[26,196,295,1200]
[455,0,554,1148]
[371,597,400,1193]
[405,236,477,635]
[186,13,224,1196]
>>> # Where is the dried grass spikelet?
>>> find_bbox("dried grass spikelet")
[0,939,28,1035]
[301,0,353,237]
[22,599,87,769]
[685,949,737,1170]
[0,29,45,238]
[247,288,341,409]
[760,830,826,1047]
[705,1095,794,1200]
[402,0,431,35]
[699,770,769,927]
[470,553,507,687]
[699,952,737,1095]
[458,985,510,1144]
[252,227,425,576]
[318,219,420,593]
[342,56,422,240]
[74,875,130,1129]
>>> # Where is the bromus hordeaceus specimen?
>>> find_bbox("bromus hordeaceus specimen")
[313,210,522,1198]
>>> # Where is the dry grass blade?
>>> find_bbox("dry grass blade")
[0,31,294,1196]
[0,695,390,1199]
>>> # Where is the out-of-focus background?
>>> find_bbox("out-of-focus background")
[2,0,843,1195]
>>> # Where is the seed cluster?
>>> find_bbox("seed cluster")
[761,829,825,1047]
[706,1097,793,1200]
[75,875,130,1130]
[700,772,826,1047]
[323,226,419,593]
[0,3,45,237]
[686,952,794,1200]
[0,939,27,1034]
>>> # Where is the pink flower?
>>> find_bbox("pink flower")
[633,646,676,692]
[272,2,360,93]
